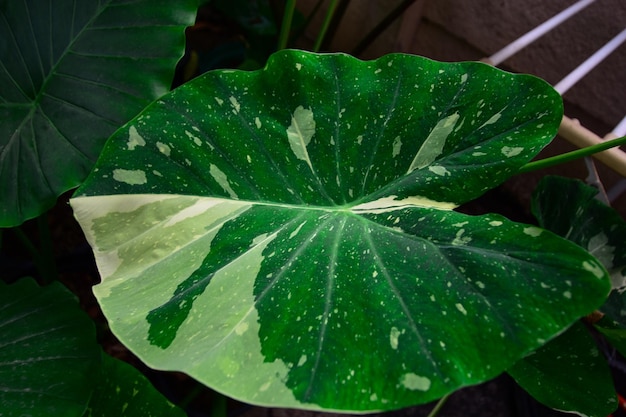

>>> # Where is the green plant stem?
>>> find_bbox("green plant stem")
[427,393,450,417]
[351,0,417,56]
[519,135,626,173]
[277,0,297,51]
[313,0,340,52]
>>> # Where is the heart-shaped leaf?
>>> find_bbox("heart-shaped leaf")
[70,50,610,412]
[0,0,197,227]
[0,278,100,417]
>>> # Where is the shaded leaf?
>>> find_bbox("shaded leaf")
[84,353,186,417]
[508,322,617,417]
[0,278,100,417]
[0,0,197,227]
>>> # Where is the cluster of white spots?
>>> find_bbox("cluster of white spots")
[452,228,472,246]
[501,146,524,158]
[523,226,543,237]
[338,108,346,118]
[229,96,240,114]
[390,326,403,350]
[209,164,238,199]
[400,373,431,391]
[286,106,316,171]
[156,141,171,156]
[126,126,146,150]
[112,169,147,185]
[455,303,468,315]
[255,117,262,129]
[392,136,402,157]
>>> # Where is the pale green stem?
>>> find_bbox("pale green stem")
[312,0,339,52]
[518,135,626,173]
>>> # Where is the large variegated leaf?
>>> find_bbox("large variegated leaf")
[70,50,610,412]
[0,0,197,227]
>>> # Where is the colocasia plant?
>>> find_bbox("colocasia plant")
[2,2,626,417]
[70,50,614,414]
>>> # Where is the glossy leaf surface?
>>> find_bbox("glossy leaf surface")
[71,51,610,412]
[0,0,196,227]
[0,278,100,417]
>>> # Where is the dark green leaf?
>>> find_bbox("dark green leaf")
[508,321,617,417]
[0,278,100,417]
[83,353,186,417]
[0,0,197,227]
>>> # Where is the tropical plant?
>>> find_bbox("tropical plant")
[2,1,626,417]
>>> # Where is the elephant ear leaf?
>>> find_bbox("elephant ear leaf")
[71,50,610,413]
[0,0,197,227]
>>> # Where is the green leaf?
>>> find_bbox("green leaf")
[0,0,197,227]
[70,50,610,412]
[531,175,626,291]
[508,322,617,417]
[83,353,186,417]
[0,278,100,417]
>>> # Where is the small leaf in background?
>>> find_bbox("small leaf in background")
[0,278,100,417]
[508,321,617,417]
[83,353,186,417]
[71,50,610,412]
[0,0,197,227]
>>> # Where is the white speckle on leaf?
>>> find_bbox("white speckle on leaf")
[295,63,302,70]
[452,229,471,245]
[235,321,249,335]
[210,164,238,199]
[523,226,543,237]
[357,135,364,145]
[583,260,606,279]
[392,136,402,157]
[185,130,203,146]
[286,106,316,171]
[156,142,171,156]
[563,291,572,299]
[461,73,468,83]
[255,117,262,129]
[215,97,224,105]
[229,96,240,114]
[408,112,459,172]
[501,146,524,158]
[390,327,401,350]
[126,126,146,150]
[429,165,450,176]
[489,220,503,227]
[400,373,431,391]
[455,303,468,315]
[112,169,147,185]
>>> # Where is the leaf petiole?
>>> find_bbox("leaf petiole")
[519,135,626,173]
